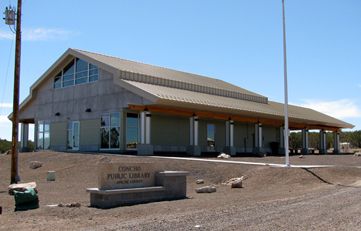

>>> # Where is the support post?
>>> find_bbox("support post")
[333,131,340,154]
[187,116,201,156]
[253,123,263,156]
[224,120,236,156]
[301,129,309,154]
[20,123,29,152]
[319,129,327,154]
[137,111,153,155]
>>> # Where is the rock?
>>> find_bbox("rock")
[223,176,245,189]
[196,179,204,184]
[299,155,304,158]
[98,156,111,163]
[58,202,81,208]
[217,153,230,159]
[29,161,43,169]
[8,182,37,195]
[5,150,11,155]
[354,152,361,156]
[195,186,216,193]
[231,179,243,188]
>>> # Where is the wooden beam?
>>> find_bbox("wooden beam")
[128,104,340,131]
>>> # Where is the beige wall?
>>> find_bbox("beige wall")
[50,121,67,150]
[151,114,189,146]
[79,119,100,150]
[262,125,278,149]
[234,122,254,152]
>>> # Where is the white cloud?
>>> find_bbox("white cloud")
[0,103,12,108]
[298,99,361,119]
[0,116,12,140]
[23,28,74,41]
[0,115,10,123]
[0,30,13,40]
[0,28,75,41]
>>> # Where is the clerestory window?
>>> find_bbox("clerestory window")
[53,58,99,89]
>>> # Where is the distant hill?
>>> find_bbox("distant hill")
[0,139,11,153]
[0,139,35,153]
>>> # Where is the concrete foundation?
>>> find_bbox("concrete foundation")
[301,148,309,155]
[187,145,201,156]
[137,144,154,156]
[223,146,236,156]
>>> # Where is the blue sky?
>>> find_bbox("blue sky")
[0,0,360,140]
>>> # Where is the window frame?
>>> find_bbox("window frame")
[54,58,99,89]
[125,113,139,150]
[37,120,50,150]
[99,112,121,150]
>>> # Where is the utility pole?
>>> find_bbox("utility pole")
[282,0,290,167]
[8,0,22,183]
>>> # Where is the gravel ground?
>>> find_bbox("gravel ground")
[1,151,361,230]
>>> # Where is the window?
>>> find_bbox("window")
[53,72,62,89]
[67,121,80,150]
[100,113,120,149]
[126,113,139,149]
[37,121,50,150]
[89,63,99,82]
[62,60,75,87]
[75,58,88,85]
[207,124,215,151]
[54,58,99,89]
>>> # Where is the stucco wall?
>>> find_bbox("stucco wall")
[20,69,152,123]
[79,119,101,151]
[234,122,254,153]
[151,114,189,152]
[50,121,67,151]
[20,66,151,152]
[262,125,278,152]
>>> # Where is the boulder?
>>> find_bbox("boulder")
[196,179,204,184]
[217,153,230,159]
[98,156,112,163]
[29,161,43,169]
[195,186,216,193]
[354,152,361,157]
[231,179,243,188]
[223,176,244,188]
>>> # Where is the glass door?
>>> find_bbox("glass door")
[67,121,80,150]
[126,113,139,150]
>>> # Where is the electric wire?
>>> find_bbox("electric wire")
[0,33,15,117]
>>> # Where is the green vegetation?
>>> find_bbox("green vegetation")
[341,130,361,148]
[0,139,12,153]
[0,139,35,153]
[289,130,361,149]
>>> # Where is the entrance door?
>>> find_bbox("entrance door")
[126,113,139,150]
[67,121,80,150]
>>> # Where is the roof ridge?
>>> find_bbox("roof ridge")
[72,48,247,87]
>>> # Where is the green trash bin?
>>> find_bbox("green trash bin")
[13,187,39,211]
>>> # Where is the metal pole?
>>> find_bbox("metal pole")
[10,0,22,184]
[282,0,290,167]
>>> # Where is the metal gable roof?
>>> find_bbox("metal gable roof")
[115,79,353,129]
[15,48,354,129]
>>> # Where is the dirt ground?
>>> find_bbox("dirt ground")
[1,151,361,230]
